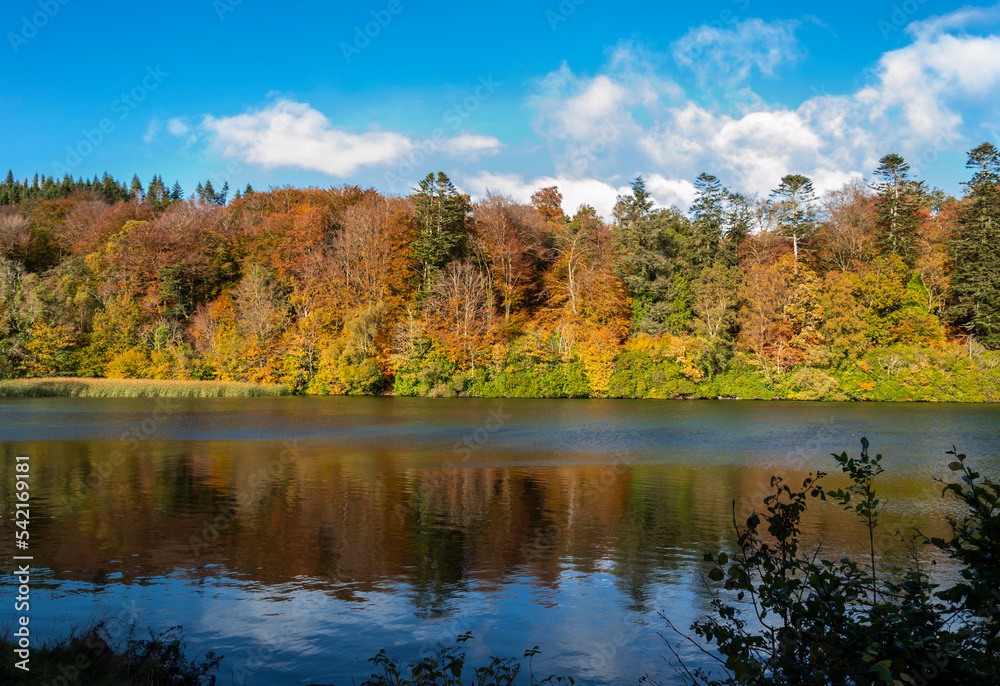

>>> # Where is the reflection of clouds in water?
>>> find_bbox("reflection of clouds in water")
[191,582,422,681]
[198,569,669,683]
[518,573,657,684]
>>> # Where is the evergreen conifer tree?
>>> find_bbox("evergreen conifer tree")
[949,142,1000,348]
[410,172,470,290]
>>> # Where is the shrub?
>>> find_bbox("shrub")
[785,366,841,400]
[658,439,1000,685]
[0,622,221,685]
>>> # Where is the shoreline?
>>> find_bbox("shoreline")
[0,377,995,402]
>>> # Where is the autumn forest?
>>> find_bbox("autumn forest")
[1,143,999,401]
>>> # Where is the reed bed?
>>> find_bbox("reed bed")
[0,377,290,397]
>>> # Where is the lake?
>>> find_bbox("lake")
[2,397,998,684]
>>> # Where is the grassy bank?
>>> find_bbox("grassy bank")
[389,342,1000,402]
[0,377,290,397]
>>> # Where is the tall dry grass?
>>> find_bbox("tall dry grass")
[0,377,289,397]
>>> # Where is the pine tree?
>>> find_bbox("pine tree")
[723,192,753,266]
[170,181,183,201]
[244,183,254,195]
[130,175,145,201]
[771,174,816,262]
[101,173,122,203]
[612,176,654,228]
[0,170,14,205]
[872,153,924,265]
[949,142,1000,348]
[411,172,470,290]
[688,173,727,271]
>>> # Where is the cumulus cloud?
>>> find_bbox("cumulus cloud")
[526,6,1000,199]
[645,174,698,209]
[529,45,682,176]
[167,7,1000,208]
[905,4,1000,41]
[185,99,503,178]
[201,99,414,177]
[858,30,1000,140]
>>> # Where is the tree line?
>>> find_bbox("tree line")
[0,144,998,399]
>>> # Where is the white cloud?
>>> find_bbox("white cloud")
[440,133,503,157]
[165,7,1000,209]
[645,174,698,209]
[166,117,190,137]
[527,6,1000,200]
[189,99,503,178]
[529,46,682,176]
[905,4,1000,41]
[202,99,414,177]
[459,171,695,220]
[672,18,802,88]
[859,31,1000,140]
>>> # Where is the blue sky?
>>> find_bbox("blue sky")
[3,0,1000,217]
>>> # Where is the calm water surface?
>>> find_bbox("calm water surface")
[1,398,998,684]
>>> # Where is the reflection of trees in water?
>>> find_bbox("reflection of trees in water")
[407,494,469,618]
[4,441,958,616]
[610,465,741,613]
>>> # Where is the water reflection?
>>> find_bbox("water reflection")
[1,397,998,684]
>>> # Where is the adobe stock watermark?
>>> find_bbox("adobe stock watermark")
[7,0,71,54]
[213,0,243,21]
[341,0,404,63]
[51,65,169,177]
[384,74,500,192]
[546,0,584,31]
[783,416,837,472]
[877,0,930,40]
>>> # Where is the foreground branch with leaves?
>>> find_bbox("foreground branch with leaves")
[658,440,999,685]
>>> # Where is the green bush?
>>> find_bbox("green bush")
[659,439,1000,685]
[393,353,458,397]
[784,366,841,400]
[700,357,779,400]
[468,361,590,398]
